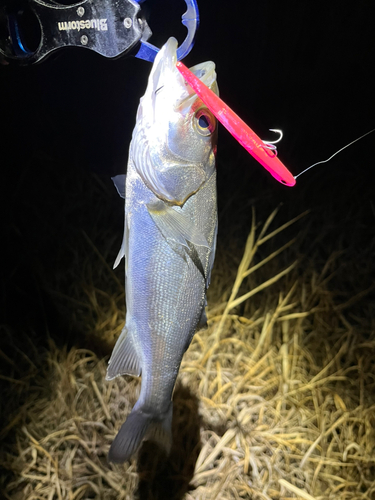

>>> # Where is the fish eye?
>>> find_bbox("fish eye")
[194,108,215,136]
[199,115,209,128]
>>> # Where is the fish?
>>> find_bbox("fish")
[106,37,218,463]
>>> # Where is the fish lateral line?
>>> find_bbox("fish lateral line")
[294,128,375,179]
[176,61,296,187]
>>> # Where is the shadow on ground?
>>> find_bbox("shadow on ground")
[136,384,202,500]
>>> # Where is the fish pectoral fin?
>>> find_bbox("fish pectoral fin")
[146,200,209,251]
[106,326,141,380]
[111,175,126,199]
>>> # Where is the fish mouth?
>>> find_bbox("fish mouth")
[188,61,217,91]
[148,37,180,96]
[144,37,217,116]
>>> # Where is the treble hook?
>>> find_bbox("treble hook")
[262,129,283,152]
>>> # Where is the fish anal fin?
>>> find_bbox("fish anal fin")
[106,326,141,380]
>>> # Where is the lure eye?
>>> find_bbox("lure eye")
[194,108,215,136]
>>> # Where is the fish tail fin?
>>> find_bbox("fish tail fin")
[108,403,173,463]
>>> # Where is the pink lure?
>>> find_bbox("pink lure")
[176,61,296,187]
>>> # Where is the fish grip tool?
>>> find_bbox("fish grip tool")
[0,0,199,64]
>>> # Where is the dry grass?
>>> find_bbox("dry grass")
[1,157,375,499]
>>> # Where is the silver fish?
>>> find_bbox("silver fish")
[106,37,218,463]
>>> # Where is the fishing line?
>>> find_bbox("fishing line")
[294,128,375,180]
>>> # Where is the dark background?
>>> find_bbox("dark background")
[2,0,375,181]
[1,0,375,331]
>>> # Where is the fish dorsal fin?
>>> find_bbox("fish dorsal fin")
[146,200,209,250]
[111,175,126,199]
[106,326,141,380]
